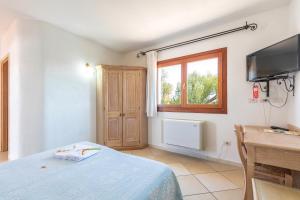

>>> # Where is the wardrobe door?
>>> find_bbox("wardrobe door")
[122,70,140,146]
[104,70,123,147]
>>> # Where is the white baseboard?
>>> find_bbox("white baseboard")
[149,144,242,167]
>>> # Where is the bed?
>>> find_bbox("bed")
[0,142,182,200]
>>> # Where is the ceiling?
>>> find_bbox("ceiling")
[0,0,291,52]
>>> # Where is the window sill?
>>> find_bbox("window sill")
[157,106,227,114]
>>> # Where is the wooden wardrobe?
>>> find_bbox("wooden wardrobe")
[97,65,148,150]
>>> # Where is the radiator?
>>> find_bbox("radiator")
[163,119,204,150]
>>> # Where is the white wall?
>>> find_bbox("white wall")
[1,19,45,159]
[122,7,291,163]
[287,0,300,127]
[0,20,25,160]
[41,21,121,149]
[288,0,300,33]
[1,18,122,159]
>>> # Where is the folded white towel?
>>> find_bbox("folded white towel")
[54,144,101,161]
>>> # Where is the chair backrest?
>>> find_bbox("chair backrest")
[234,124,248,200]
[234,124,247,169]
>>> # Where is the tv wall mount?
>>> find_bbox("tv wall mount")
[254,75,295,97]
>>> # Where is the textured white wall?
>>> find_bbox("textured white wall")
[0,19,45,159]
[41,22,122,149]
[287,0,300,128]
[0,20,25,160]
[288,0,300,33]
[122,7,291,163]
[1,18,122,159]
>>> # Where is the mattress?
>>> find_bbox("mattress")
[0,142,182,200]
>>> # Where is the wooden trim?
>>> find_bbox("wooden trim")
[158,48,226,66]
[157,48,227,114]
[0,55,9,152]
[222,48,228,113]
[113,144,148,151]
[101,64,146,71]
[157,106,227,114]
[182,62,187,106]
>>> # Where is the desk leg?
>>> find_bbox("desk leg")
[246,146,255,200]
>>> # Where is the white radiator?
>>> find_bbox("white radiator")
[163,119,204,150]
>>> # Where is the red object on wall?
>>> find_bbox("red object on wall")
[253,85,259,99]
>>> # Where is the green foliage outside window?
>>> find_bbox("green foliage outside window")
[187,72,218,104]
[160,70,217,105]
[160,70,180,104]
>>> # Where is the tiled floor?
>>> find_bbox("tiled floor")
[122,147,245,200]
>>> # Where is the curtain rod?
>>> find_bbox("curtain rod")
[136,21,257,58]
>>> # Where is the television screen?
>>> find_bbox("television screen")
[247,34,300,81]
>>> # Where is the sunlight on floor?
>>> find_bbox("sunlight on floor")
[122,147,245,200]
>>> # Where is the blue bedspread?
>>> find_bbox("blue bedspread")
[0,142,182,200]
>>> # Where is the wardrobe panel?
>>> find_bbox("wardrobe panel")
[107,71,122,112]
[123,115,139,146]
[100,65,148,150]
[104,70,123,147]
[122,71,140,146]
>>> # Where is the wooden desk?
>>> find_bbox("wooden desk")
[252,178,300,200]
[244,126,300,200]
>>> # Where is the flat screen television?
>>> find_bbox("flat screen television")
[247,34,300,82]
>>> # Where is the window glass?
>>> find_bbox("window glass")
[158,64,181,105]
[187,58,218,104]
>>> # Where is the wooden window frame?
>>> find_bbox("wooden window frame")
[157,48,227,114]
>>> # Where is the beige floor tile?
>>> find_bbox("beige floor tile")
[148,147,169,156]
[0,151,8,163]
[220,170,245,188]
[212,189,243,200]
[168,163,191,176]
[205,161,241,172]
[177,175,209,196]
[182,160,216,174]
[174,154,194,162]
[183,193,216,200]
[130,148,152,156]
[151,154,181,164]
[195,173,239,192]
[129,148,175,162]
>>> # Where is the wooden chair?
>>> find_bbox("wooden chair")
[234,125,248,200]
[234,125,293,200]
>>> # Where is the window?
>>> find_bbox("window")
[158,64,181,105]
[157,48,227,114]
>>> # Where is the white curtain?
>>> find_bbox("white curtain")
[146,51,158,117]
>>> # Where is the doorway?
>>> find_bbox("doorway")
[0,56,8,152]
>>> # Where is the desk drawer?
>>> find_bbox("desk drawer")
[255,147,300,171]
